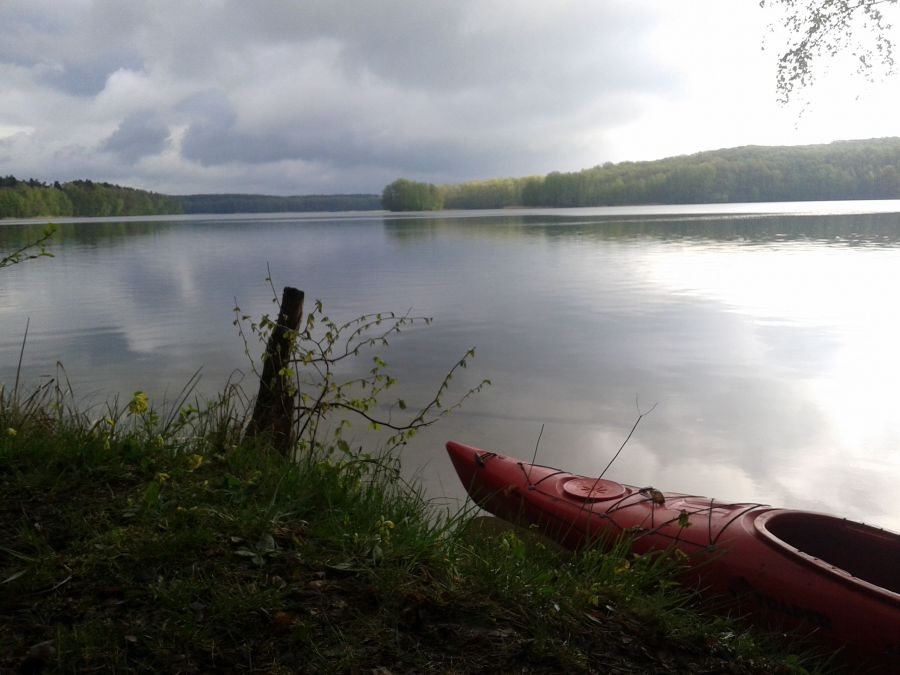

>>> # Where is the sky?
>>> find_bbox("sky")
[1,0,899,196]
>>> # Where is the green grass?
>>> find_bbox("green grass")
[0,388,829,674]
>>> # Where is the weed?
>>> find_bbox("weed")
[0,296,831,673]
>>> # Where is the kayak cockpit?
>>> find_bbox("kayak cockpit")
[756,511,900,595]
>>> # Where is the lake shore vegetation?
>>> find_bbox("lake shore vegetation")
[381,178,444,212]
[178,193,381,214]
[0,177,182,219]
[0,251,836,675]
[6,137,900,219]
[0,177,381,220]
[389,137,900,211]
[0,381,829,673]
[0,235,827,672]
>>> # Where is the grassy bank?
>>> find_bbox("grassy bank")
[0,386,829,674]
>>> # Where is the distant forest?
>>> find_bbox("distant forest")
[177,193,380,214]
[0,178,381,219]
[6,137,900,218]
[384,137,900,210]
[0,177,182,219]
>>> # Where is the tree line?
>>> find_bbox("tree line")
[178,193,380,214]
[0,177,384,219]
[380,179,444,211]
[382,137,900,210]
[7,136,900,217]
[0,177,182,219]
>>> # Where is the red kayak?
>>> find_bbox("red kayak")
[446,440,900,666]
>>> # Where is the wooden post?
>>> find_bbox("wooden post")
[247,287,304,455]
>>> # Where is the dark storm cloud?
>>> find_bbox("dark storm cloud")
[178,92,296,166]
[176,87,551,179]
[42,58,143,97]
[0,1,712,193]
[42,65,111,98]
[0,2,144,97]
[100,111,170,161]
[183,2,668,94]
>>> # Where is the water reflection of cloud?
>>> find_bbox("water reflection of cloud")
[630,241,900,530]
[403,232,900,530]
[4,216,900,533]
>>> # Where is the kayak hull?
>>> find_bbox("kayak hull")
[446,440,900,666]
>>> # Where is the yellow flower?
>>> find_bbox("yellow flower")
[155,472,171,484]
[187,454,204,471]
[128,391,149,415]
[376,517,396,540]
[5,427,17,437]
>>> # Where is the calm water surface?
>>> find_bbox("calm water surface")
[2,202,900,530]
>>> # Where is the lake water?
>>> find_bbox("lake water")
[3,201,900,531]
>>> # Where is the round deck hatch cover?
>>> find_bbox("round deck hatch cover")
[563,477,626,501]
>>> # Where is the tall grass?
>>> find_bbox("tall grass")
[0,231,820,671]
[0,378,823,673]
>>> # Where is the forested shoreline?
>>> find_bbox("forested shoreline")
[0,178,379,219]
[384,137,900,210]
[178,193,380,213]
[0,177,183,219]
[6,137,900,218]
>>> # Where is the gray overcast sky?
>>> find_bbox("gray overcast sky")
[1,0,899,195]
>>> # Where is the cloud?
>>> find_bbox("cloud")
[0,1,897,194]
[100,111,170,162]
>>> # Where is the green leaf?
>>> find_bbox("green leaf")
[143,481,161,507]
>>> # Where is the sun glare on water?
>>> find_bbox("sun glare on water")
[646,242,900,527]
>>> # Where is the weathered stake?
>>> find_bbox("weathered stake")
[247,286,304,455]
